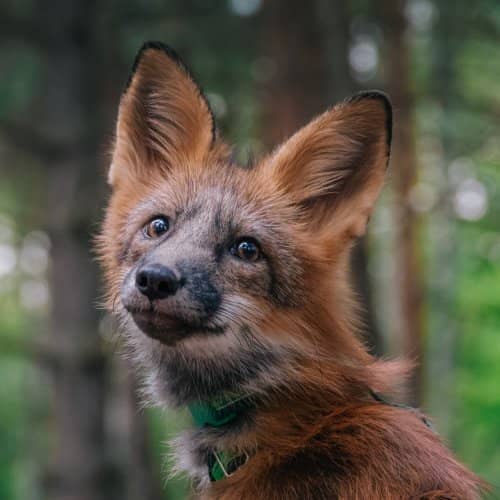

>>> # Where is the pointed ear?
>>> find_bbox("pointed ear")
[109,42,216,186]
[267,91,392,238]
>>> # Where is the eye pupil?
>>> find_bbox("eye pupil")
[145,216,169,238]
[235,239,260,261]
[153,220,167,234]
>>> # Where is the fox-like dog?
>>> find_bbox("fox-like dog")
[98,42,484,499]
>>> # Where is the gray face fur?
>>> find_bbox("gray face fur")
[116,182,302,407]
[101,42,393,488]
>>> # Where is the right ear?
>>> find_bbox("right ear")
[265,92,392,240]
[109,42,216,187]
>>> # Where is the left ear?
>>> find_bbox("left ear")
[109,42,216,187]
[267,91,392,238]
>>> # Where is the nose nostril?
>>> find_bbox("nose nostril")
[135,265,182,300]
[137,274,148,288]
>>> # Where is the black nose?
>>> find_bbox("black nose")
[135,264,181,300]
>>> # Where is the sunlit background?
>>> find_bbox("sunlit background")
[0,0,499,499]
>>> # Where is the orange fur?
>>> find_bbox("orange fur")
[97,43,486,499]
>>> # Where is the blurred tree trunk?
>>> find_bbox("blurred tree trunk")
[425,0,465,436]
[36,1,110,499]
[258,0,328,142]
[259,0,382,353]
[124,379,164,500]
[319,0,383,355]
[382,0,424,406]
[107,357,165,500]
[30,1,166,499]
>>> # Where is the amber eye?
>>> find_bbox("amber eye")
[231,238,261,262]
[144,216,169,238]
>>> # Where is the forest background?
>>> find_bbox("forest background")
[0,0,499,498]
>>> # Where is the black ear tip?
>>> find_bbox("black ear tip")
[123,41,186,95]
[126,41,184,88]
[122,41,218,146]
[134,41,184,69]
[346,90,393,148]
[347,90,392,111]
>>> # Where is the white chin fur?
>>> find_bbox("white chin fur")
[168,432,211,487]
[114,307,300,487]
[116,309,292,408]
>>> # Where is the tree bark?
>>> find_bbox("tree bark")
[35,1,111,499]
[124,372,165,500]
[382,0,425,406]
[425,0,465,437]
[318,0,383,355]
[258,0,328,144]
[105,356,165,500]
[258,0,382,353]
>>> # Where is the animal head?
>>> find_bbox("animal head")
[98,42,392,406]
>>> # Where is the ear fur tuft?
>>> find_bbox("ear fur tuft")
[266,90,393,238]
[109,41,216,187]
[124,41,217,143]
[345,90,393,149]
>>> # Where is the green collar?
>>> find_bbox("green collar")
[188,393,252,481]
[189,390,435,481]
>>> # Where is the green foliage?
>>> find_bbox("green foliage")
[149,408,191,499]
[0,0,499,498]
[451,223,500,485]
